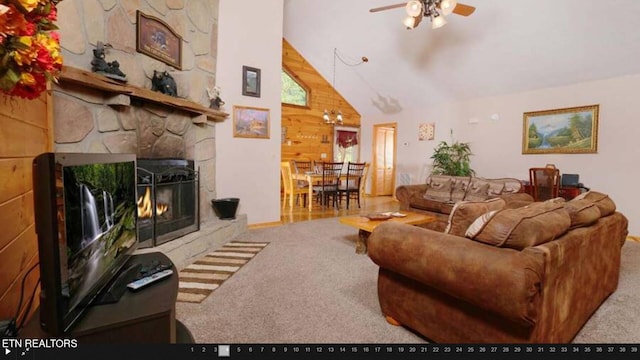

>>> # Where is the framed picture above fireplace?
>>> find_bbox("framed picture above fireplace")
[233,105,270,139]
[136,10,183,69]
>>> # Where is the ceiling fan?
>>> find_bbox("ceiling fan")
[370,0,475,29]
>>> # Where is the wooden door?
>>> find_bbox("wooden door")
[372,123,397,196]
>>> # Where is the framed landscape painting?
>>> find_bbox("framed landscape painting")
[233,105,270,139]
[522,105,599,154]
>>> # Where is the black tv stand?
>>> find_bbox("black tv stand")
[20,252,191,343]
[93,262,142,305]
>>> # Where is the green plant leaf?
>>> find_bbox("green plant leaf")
[430,141,474,176]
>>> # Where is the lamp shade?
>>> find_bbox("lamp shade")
[403,15,422,29]
[405,1,423,17]
[431,14,447,29]
[439,0,457,16]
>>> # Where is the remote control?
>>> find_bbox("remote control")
[127,269,173,291]
[136,263,172,280]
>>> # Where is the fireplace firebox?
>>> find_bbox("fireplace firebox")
[136,159,199,248]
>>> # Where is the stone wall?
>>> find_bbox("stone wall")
[54,0,222,224]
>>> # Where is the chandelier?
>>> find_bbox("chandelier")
[403,0,457,30]
[323,48,344,126]
[323,48,368,126]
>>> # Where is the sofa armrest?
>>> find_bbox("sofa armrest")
[396,184,429,210]
[367,222,544,327]
[498,192,534,208]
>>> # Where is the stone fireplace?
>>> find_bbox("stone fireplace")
[53,85,217,225]
[52,0,246,269]
[51,77,247,269]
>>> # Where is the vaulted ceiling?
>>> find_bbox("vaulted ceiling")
[283,0,640,117]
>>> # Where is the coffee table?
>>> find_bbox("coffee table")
[339,211,435,254]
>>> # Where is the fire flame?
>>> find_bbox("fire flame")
[137,187,168,218]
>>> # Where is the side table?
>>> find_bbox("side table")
[20,252,187,343]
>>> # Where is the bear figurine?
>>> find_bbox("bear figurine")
[151,70,177,97]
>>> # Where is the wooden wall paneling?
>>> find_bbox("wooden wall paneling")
[0,89,53,325]
[0,158,33,204]
[0,193,35,251]
[0,115,50,158]
[281,39,361,164]
[0,254,40,320]
[0,95,48,127]
[0,226,39,312]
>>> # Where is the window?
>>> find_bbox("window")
[281,68,308,106]
[334,127,360,164]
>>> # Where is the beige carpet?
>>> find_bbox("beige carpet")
[176,217,640,343]
[176,241,269,303]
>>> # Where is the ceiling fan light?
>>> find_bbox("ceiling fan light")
[431,14,447,29]
[439,0,457,16]
[403,15,422,29]
[405,1,423,17]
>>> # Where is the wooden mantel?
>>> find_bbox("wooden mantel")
[57,66,229,122]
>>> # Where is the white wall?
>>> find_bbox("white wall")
[365,74,640,235]
[360,104,459,192]
[216,0,284,225]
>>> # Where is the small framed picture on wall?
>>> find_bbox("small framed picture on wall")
[233,105,270,139]
[419,123,435,141]
[242,66,261,97]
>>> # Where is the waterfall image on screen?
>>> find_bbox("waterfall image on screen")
[62,162,137,311]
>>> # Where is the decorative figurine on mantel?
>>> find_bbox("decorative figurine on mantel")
[151,70,177,97]
[207,86,225,110]
[90,41,127,82]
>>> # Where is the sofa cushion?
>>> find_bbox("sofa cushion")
[497,178,524,194]
[547,197,565,203]
[444,198,506,237]
[410,194,455,214]
[423,175,452,202]
[450,176,471,202]
[573,191,616,217]
[472,201,571,250]
[464,178,490,201]
[477,177,506,196]
[465,210,500,238]
[563,199,601,228]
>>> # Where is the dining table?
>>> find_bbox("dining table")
[292,171,348,211]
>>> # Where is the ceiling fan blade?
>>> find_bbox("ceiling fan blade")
[452,3,476,16]
[369,3,407,13]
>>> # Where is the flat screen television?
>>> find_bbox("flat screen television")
[33,153,138,335]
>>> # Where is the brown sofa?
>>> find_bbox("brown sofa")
[396,175,534,232]
[367,191,628,343]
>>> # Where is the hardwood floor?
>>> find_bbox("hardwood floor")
[279,195,400,225]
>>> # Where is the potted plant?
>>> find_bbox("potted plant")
[430,141,475,176]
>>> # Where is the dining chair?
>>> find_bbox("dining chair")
[291,160,313,187]
[312,162,343,208]
[280,161,307,209]
[338,162,367,209]
[292,160,313,174]
[529,167,560,201]
[359,162,370,206]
